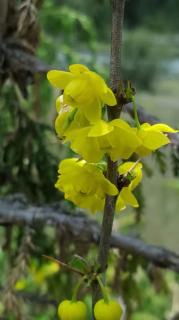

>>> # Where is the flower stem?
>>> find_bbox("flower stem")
[97,276,109,304]
[42,255,84,276]
[72,276,85,302]
[132,96,140,129]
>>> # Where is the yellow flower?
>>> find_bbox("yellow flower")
[94,299,123,320]
[47,64,117,122]
[55,158,118,213]
[65,119,141,162]
[116,161,143,212]
[58,300,87,320]
[135,123,177,156]
[30,261,60,284]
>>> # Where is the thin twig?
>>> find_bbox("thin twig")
[98,0,126,275]
[42,255,84,276]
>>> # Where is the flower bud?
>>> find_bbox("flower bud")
[58,300,87,320]
[94,299,122,320]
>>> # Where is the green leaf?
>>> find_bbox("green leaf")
[69,255,89,273]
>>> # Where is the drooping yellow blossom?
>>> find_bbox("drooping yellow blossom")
[64,119,141,162]
[116,161,143,212]
[58,300,87,320]
[47,64,117,122]
[55,158,118,213]
[135,123,177,157]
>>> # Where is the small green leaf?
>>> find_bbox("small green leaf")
[69,255,89,273]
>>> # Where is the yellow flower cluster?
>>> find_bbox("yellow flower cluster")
[55,158,142,213]
[55,158,118,212]
[47,63,177,213]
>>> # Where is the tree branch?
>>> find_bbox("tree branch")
[98,0,126,275]
[92,1,126,313]
[1,196,179,271]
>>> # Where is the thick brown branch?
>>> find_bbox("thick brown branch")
[0,195,179,272]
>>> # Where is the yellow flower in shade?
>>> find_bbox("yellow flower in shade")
[32,261,60,284]
[47,64,117,122]
[55,95,76,138]
[65,119,141,163]
[116,161,143,212]
[135,123,177,157]
[58,300,87,320]
[55,96,89,139]
[15,261,60,290]
[55,158,118,213]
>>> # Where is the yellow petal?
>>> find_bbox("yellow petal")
[110,119,133,131]
[140,123,151,129]
[47,70,73,89]
[88,120,113,137]
[55,95,63,112]
[64,77,92,105]
[102,87,117,106]
[70,130,104,162]
[141,130,169,150]
[151,123,178,133]
[78,194,104,213]
[121,188,139,207]
[101,178,118,196]
[107,126,141,160]
[55,112,69,137]
[82,99,102,122]
[69,64,89,74]
[59,158,79,174]
[116,195,126,212]
[135,145,152,157]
